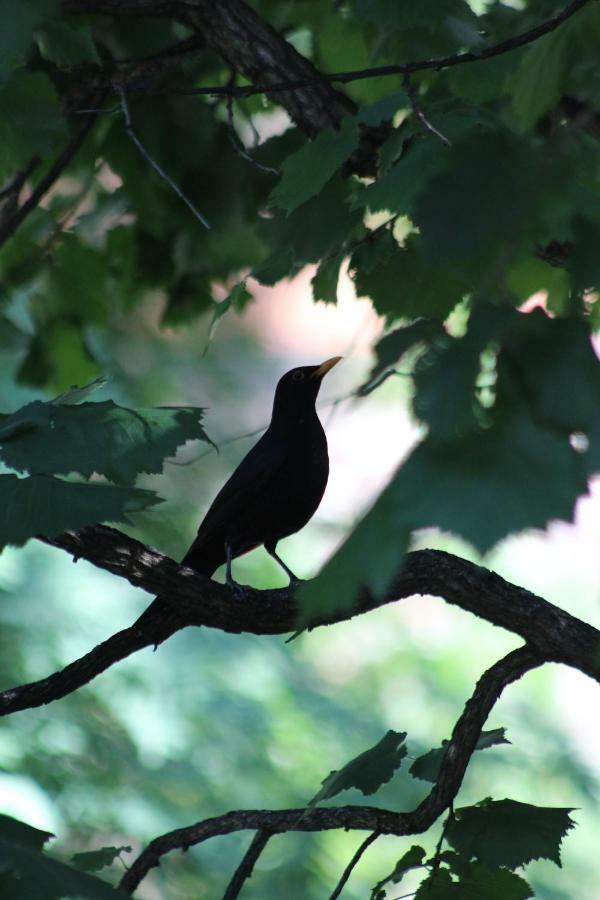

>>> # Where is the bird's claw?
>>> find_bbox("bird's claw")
[227,579,250,600]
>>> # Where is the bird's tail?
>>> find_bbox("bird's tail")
[180,533,227,577]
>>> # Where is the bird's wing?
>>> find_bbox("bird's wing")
[184,429,285,556]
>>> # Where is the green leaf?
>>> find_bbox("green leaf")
[0,474,160,547]
[416,858,534,899]
[0,834,129,899]
[0,400,212,484]
[0,815,53,852]
[0,0,58,80]
[414,867,455,899]
[446,799,576,869]
[36,20,101,68]
[351,232,469,321]
[359,319,443,394]
[371,845,426,899]
[256,175,362,282]
[412,131,562,271]
[308,730,407,806]
[72,846,132,873]
[300,404,587,617]
[506,257,570,315]
[509,23,571,131]
[0,71,66,180]
[410,729,510,783]
[268,117,358,213]
[47,236,110,324]
[496,311,600,473]
[457,861,533,899]
[311,253,343,304]
[357,136,448,217]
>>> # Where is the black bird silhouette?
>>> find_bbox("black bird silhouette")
[182,357,341,587]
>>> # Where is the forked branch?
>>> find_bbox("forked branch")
[118,645,541,894]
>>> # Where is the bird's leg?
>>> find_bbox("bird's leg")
[266,543,301,587]
[225,543,248,599]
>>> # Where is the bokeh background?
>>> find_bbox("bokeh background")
[1,266,599,899]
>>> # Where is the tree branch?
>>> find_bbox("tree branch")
[0,94,102,250]
[118,645,541,894]
[0,525,594,716]
[222,829,272,900]
[68,0,591,103]
[65,0,357,135]
[329,830,380,900]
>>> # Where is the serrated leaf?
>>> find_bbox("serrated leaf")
[311,253,343,304]
[0,816,53,852]
[416,858,533,899]
[0,0,58,80]
[0,474,160,547]
[72,846,131,873]
[446,799,576,869]
[0,400,212,484]
[0,835,129,899]
[414,867,455,899]
[351,232,469,322]
[0,71,66,180]
[410,729,510,783]
[510,27,569,131]
[268,117,358,213]
[256,175,362,284]
[206,280,252,346]
[36,20,101,68]
[300,405,587,618]
[308,731,407,807]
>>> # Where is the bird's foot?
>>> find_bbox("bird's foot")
[227,577,250,600]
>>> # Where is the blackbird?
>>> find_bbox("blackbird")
[181,357,341,587]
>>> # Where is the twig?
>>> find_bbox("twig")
[222,829,271,900]
[0,99,102,249]
[117,646,541,894]
[121,0,591,102]
[329,831,380,900]
[115,83,211,230]
[0,157,41,201]
[225,95,279,176]
[402,74,450,146]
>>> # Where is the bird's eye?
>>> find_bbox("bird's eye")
[292,371,304,381]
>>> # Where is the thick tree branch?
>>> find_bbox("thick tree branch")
[118,645,541,894]
[65,0,356,135]
[0,525,594,716]
[65,0,591,102]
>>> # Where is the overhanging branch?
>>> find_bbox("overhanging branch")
[0,524,595,717]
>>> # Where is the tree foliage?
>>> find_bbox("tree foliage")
[1,0,599,897]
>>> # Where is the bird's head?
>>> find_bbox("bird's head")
[272,357,342,420]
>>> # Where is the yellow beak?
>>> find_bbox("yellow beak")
[313,356,342,379]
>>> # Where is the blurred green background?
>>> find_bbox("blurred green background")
[1,281,599,899]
